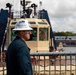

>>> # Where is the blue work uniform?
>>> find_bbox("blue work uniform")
[6,36,33,75]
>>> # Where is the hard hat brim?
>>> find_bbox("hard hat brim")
[13,28,33,31]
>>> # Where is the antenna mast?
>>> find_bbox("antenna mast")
[39,1,42,10]
[20,0,31,18]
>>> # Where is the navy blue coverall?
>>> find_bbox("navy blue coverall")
[6,36,33,75]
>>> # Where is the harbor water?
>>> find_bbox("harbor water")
[64,47,76,53]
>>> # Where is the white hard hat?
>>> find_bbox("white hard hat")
[13,19,33,31]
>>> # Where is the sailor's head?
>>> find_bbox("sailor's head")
[13,19,33,40]
[39,31,46,40]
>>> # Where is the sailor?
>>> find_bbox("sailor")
[39,31,46,40]
[6,19,33,75]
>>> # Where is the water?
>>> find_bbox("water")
[64,47,76,53]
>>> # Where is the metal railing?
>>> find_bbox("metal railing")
[0,52,76,75]
[31,52,76,75]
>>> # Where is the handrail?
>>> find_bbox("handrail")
[30,52,76,56]
[0,52,76,75]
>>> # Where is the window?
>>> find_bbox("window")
[38,22,47,25]
[39,28,48,41]
[29,28,37,41]
[29,22,36,24]
[11,22,17,25]
[11,28,37,41]
[11,28,16,41]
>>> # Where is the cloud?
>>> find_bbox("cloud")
[51,17,76,32]
[0,0,76,33]
[44,0,76,17]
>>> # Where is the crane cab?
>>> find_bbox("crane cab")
[8,18,50,52]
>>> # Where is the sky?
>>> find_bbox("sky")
[0,0,76,33]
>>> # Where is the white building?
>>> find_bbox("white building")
[55,36,76,41]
